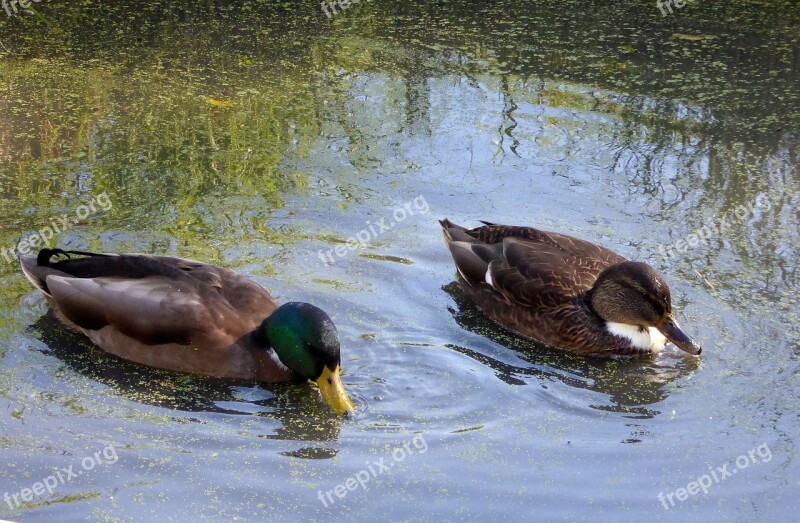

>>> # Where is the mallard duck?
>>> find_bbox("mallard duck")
[19,248,354,414]
[440,219,702,357]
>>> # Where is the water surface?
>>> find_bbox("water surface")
[1,1,798,521]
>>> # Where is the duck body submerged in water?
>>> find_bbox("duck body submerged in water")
[440,220,702,357]
[20,248,354,414]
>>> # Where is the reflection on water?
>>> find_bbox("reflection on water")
[1,0,799,521]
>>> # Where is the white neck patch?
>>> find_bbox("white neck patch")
[606,322,667,351]
[485,266,494,287]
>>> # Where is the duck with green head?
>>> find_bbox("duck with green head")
[440,220,702,357]
[19,249,355,414]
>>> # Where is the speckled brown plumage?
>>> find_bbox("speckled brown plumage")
[440,219,676,357]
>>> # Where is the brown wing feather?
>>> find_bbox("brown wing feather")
[20,251,295,381]
[491,236,625,304]
[46,275,216,345]
[441,220,626,301]
[21,252,278,346]
[136,255,278,322]
[440,220,639,356]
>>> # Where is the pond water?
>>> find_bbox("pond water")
[1,1,798,521]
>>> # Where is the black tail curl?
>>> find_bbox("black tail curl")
[36,248,109,267]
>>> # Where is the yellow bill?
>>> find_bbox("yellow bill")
[316,365,355,415]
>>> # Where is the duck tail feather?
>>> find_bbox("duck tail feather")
[440,218,478,243]
[19,254,53,296]
[446,239,506,285]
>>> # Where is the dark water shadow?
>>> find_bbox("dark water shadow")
[442,282,699,422]
[28,311,343,452]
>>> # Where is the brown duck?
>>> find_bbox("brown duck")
[440,220,702,357]
[20,248,355,414]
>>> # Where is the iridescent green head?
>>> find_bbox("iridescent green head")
[257,302,354,414]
